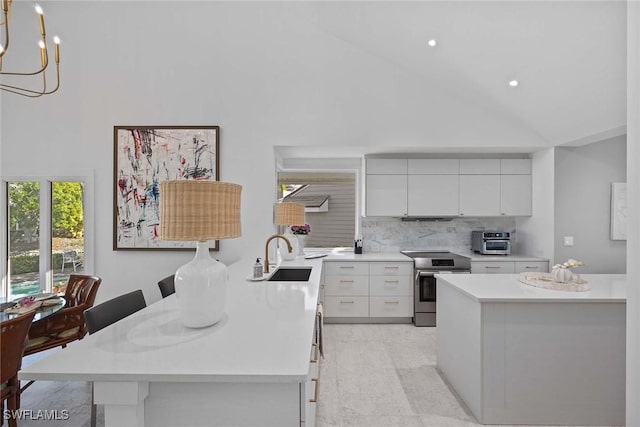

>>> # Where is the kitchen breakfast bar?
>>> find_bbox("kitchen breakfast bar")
[436,273,626,426]
[19,257,324,427]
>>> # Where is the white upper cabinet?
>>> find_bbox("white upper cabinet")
[459,159,500,174]
[408,159,459,174]
[459,175,501,216]
[366,159,408,174]
[408,174,459,216]
[366,174,407,216]
[500,159,532,174]
[364,157,532,217]
[500,175,532,215]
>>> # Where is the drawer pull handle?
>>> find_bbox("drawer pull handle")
[310,343,319,363]
[384,266,399,269]
[384,300,399,304]
[340,300,354,304]
[525,266,539,269]
[485,266,500,269]
[339,280,354,283]
[384,280,399,284]
[309,378,319,403]
[339,266,354,269]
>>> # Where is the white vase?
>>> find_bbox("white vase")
[551,267,573,283]
[295,235,306,256]
[279,231,297,260]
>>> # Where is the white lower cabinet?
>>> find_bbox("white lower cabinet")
[301,314,321,427]
[369,296,412,317]
[324,296,369,317]
[323,260,413,320]
[471,260,549,274]
[514,261,549,273]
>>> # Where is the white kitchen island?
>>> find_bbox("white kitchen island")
[19,256,324,427]
[435,273,626,426]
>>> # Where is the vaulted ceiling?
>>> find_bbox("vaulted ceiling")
[278,1,627,158]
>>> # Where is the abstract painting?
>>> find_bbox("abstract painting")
[113,126,220,250]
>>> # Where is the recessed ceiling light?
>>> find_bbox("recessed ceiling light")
[427,39,437,47]
[509,80,519,87]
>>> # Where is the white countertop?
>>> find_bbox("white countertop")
[435,273,626,303]
[322,252,412,262]
[20,256,323,383]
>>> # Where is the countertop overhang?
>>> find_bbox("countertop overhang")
[20,256,324,384]
[435,273,626,303]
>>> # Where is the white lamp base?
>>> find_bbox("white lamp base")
[174,241,227,328]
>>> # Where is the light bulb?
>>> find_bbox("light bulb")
[38,40,45,49]
[427,39,437,47]
[53,36,61,44]
[35,4,43,15]
[0,44,4,54]
[509,80,519,87]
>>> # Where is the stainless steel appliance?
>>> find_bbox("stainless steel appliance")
[472,231,511,255]
[400,251,471,327]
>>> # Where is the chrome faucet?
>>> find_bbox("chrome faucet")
[264,234,292,274]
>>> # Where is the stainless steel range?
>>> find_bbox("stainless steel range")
[401,251,471,327]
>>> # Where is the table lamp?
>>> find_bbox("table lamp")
[160,180,242,328]
[274,202,305,260]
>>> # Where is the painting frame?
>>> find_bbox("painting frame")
[113,125,220,251]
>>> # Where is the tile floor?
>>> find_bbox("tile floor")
[13,324,612,427]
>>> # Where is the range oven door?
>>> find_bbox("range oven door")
[414,270,470,327]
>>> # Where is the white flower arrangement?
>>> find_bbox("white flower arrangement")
[552,259,584,270]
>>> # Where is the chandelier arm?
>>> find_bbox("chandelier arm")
[0,63,58,96]
[0,11,8,59]
[0,44,48,75]
[0,85,44,97]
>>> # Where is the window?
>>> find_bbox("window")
[2,176,93,299]
[277,172,357,248]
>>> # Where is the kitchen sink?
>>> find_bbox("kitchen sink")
[267,267,312,282]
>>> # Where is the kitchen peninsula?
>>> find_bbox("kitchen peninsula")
[436,273,626,426]
[20,256,324,427]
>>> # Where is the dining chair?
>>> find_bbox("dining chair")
[84,289,146,334]
[83,289,146,427]
[1,311,36,427]
[23,274,102,357]
[157,274,175,298]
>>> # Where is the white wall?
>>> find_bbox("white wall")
[554,136,627,273]
[626,2,640,424]
[0,2,550,304]
[515,148,555,259]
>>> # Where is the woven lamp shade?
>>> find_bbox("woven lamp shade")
[159,181,242,241]
[274,202,305,226]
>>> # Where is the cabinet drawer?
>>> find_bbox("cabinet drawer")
[324,275,369,296]
[514,261,549,273]
[369,296,412,317]
[369,262,413,276]
[324,297,369,317]
[471,261,515,274]
[369,276,412,296]
[324,262,369,276]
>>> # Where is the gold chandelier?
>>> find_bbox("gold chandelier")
[0,0,61,97]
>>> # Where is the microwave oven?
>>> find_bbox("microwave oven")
[472,231,511,255]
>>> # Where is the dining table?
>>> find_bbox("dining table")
[0,294,66,323]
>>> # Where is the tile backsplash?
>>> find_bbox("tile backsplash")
[360,217,516,254]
